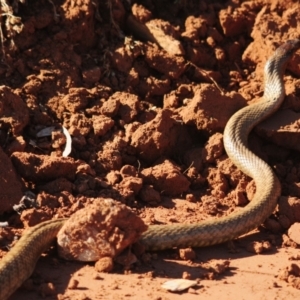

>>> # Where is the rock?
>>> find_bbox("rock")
[242,4,300,77]
[278,196,300,224]
[101,97,120,117]
[219,6,255,37]
[118,176,143,199]
[20,208,52,227]
[179,248,196,261]
[92,115,114,136]
[0,86,29,135]
[145,19,185,56]
[96,149,122,172]
[57,198,147,261]
[94,257,114,273]
[144,45,186,79]
[141,159,190,196]
[202,132,224,163]
[130,109,179,163]
[11,152,79,182]
[246,241,272,254]
[288,223,300,245]
[179,84,246,133]
[62,88,91,113]
[161,279,198,292]
[256,109,300,151]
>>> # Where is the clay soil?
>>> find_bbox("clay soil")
[1,0,300,299]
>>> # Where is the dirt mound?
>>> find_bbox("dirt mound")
[1,0,300,299]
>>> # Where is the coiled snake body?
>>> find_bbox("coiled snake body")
[1,39,300,299]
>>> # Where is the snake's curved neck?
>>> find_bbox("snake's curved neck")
[263,58,286,108]
[140,39,300,251]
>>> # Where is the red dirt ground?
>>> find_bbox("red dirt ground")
[1,0,300,299]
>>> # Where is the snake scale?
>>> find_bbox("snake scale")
[0,39,300,299]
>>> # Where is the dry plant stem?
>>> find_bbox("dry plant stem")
[188,60,225,95]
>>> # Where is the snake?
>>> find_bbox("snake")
[0,39,299,299]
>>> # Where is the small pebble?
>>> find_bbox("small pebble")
[161,279,198,292]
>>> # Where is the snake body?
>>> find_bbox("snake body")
[0,39,300,299]
[141,39,300,250]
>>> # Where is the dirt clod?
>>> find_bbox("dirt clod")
[11,152,79,182]
[57,198,147,261]
[179,248,196,261]
[141,159,190,196]
[94,257,114,273]
[246,241,272,254]
[288,223,300,245]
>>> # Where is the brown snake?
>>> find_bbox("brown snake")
[0,39,300,299]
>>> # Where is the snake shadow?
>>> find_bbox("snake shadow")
[131,228,282,280]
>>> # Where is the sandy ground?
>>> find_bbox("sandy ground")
[1,0,300,299]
